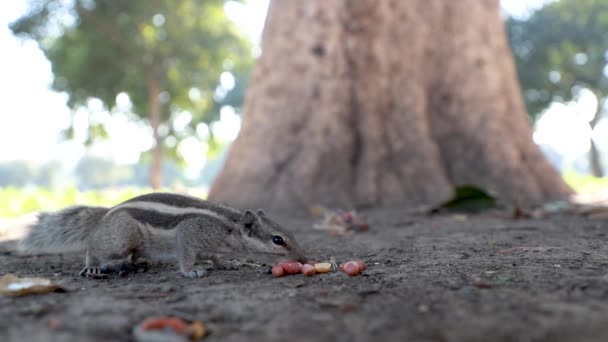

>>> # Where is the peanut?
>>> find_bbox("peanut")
[271,265,284,277]
[343,261,361,276]
[278,262,302,274]
[302,264,316,276]
[314,262,332,273]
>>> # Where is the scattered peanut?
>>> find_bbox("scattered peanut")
[314,262,332,273]
[279,262,303,274]
[343,261,361,276]
[140,317,187,334]
[339,260,365,274]
[273,260,366,278]
[355,260,366,272]
[302,264,316,276]
[185,321,207,340]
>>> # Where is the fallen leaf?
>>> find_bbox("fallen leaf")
[432,185,497,213]
[313,209,370,234]
[0,274,65,297]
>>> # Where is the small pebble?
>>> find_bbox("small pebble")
[48,319,61,330]
[418,304,429,313]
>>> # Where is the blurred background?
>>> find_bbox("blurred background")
[0,0,607,217]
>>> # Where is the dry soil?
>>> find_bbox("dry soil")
[1,208,608,342]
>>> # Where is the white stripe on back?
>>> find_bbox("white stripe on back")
[106,201,233,226]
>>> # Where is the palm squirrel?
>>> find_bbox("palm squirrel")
[18,192,307,278]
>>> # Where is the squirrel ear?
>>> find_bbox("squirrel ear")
[241,210,257,234]
[256,209,265,217]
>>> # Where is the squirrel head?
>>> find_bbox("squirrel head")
[238,209,307,263]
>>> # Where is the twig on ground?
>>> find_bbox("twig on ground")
[497,246,555,254]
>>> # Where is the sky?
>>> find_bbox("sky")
[1,0,602,178]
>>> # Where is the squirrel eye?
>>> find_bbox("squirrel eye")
[272,235,285,246]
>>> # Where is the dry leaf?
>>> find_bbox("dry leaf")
[0,273,65,297]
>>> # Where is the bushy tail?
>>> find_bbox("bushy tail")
[17,206,109,254]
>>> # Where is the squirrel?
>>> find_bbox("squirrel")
[17,192,307,278]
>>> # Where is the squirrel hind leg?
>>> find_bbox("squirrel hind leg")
[99,260,149,276]
[102,251,150,275]
[80,246,137,278]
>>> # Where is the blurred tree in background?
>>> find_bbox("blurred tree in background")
[0,161,62,188]
[507,0,608,177]
[10,0,254,188]
[0,161,37,187]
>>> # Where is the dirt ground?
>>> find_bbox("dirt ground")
[2,207,608,342]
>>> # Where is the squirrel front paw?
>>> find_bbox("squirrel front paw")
[182,268,208,278]
[79,266,109,279]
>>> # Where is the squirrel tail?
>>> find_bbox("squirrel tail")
[17,206,109,254]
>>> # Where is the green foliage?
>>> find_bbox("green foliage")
[563,171,608,194]
[0,158,197,190]
[10,0,253,162]
[506,0,608,119]
[0,187,208,218]
[433,185,498,213]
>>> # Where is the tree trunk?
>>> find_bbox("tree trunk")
[209,0,572,210]
[589,112,604,177]
[590,141,604,178]
[147,77,163,189]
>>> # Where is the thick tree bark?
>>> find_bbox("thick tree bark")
[147,77,163,189]
[209,0,572,210]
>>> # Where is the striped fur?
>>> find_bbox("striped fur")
[106,201,234,229]
[119,192,241,221]
[18,206,109,253]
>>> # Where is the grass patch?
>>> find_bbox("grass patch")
[563,171,608,195]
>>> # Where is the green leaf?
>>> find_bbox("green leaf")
[434,185,498,213]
